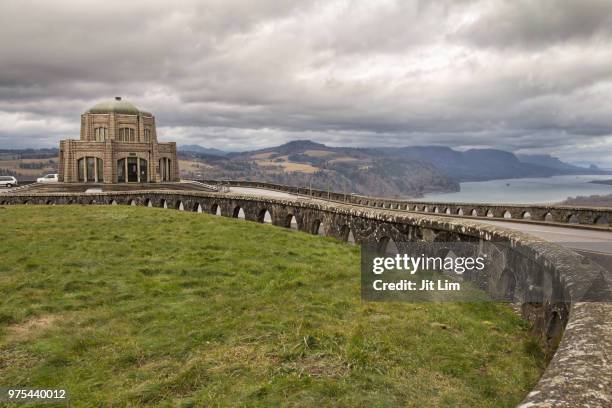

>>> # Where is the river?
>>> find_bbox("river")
[417,175,612,204]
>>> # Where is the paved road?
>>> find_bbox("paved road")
[479,220,612,254]
[229,187,299,199]
[228,187,612,256]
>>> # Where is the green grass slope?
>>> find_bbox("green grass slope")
[0,206,544,407]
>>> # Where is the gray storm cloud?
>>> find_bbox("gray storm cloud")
[1,0,612,165]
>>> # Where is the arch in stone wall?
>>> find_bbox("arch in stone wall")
[377,236,389,254]
[233,206,245,219]
[286,214,298,229]
[317,219,329,236]
[377,236,399,255]
[567,214,579,224]
[258,208,272,224]
[210,203,219,215]
[338,224,355,243]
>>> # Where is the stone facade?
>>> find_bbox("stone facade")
[58,97,179,183]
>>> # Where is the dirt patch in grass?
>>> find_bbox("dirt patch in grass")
[281,354,349,379]
[7,315,59,341]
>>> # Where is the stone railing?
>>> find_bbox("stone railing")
[1,190,610,407]
[201,179,612,227]
[179,180,219,191]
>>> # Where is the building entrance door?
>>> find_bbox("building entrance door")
[127,157,138,182]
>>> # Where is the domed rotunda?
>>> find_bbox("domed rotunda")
[58,97,178,183]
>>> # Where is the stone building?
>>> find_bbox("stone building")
[58,97,179,183]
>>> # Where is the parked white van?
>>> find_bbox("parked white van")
[37,174,59,183]
[0,176,18,188]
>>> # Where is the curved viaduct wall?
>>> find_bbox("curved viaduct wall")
[1,190,610,407]
[204,179,612,227]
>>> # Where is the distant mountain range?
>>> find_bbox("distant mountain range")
[516,154,588,173]
[0,142,606,197]
[374,145,602,181]
[180,140,458,197]
[179,145,228,156]
[177,140,608,197]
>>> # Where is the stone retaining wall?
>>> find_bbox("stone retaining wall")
[203,179,612,228]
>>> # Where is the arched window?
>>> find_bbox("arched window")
[94,127,107,141]
[118,128,135,142]
[159,157,171,181]
[77,157,103,182]
[117,158,147,183]
[144,128,151,142]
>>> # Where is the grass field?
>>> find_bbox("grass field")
[0,206,544,407]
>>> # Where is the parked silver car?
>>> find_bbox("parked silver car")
[37,173,59,183]
[0,176,18,188]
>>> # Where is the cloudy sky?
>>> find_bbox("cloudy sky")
[1,0,612,165]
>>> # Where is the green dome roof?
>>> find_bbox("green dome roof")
[87,97,151,116]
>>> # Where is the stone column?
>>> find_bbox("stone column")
[93,157,98,183]
[150,138,160,183]
[138,114,144,142]
[104,140,113,183]
[109,113,116,141]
